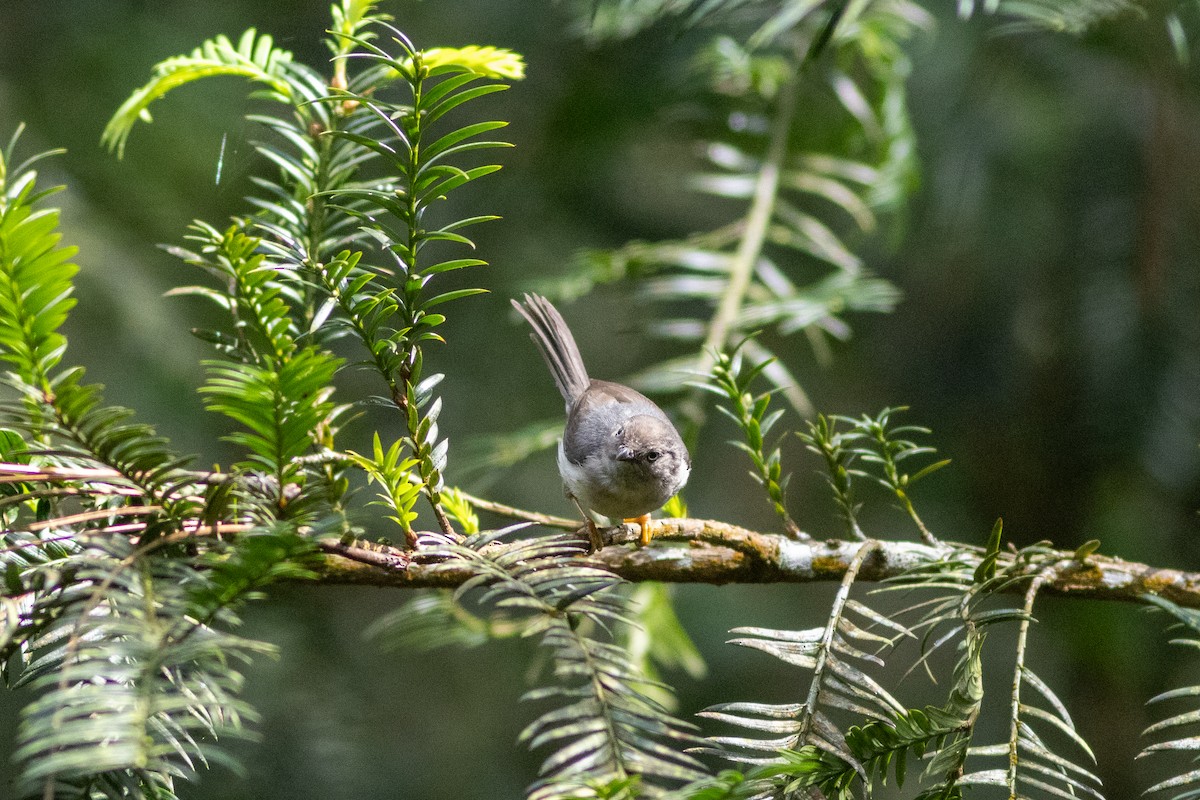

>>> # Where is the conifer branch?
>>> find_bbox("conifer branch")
[696,68,802,377]
[312,520,1200,609]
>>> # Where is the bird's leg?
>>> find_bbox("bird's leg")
[568,493,604,553]
[625,514,653,546]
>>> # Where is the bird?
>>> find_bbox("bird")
[511,293,690,550]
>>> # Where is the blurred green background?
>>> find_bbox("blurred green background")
[3,1,1200,798]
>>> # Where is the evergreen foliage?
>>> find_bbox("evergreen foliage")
[1141,596,1200,799]
[415,528,708,797]
[2,1,1198,798]
[701,343,802,538]
[3,3,529,795]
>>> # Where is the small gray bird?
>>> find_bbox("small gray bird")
[512,294,690,550]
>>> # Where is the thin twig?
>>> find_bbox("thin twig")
[696,66,803,375]
[0,533,77,555]
[454,489,579,529]
[0,463,132,482]
[318,537,412,570]
[1007,567,1053,793]
[0,486,140,509]
[25,505,163,531]
[799,540,886,745]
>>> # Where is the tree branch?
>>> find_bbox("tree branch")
[5,463,1191,607]
[314,518,1200,609]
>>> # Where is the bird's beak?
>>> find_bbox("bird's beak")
[616,446,636,462]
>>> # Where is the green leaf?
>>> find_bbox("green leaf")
[103,29,303,157]
[425,287,489,308]
[421,258,487,275]
[423,82,511,126]
[973,518,1003,584]
[0,147,79,393]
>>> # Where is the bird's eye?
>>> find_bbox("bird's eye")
[645,450,660,462]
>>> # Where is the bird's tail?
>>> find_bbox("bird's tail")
[511,293,590,404]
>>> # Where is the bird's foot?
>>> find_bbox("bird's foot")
[567,493,605,553]
[625,514,653,546]
[584,517,604,553]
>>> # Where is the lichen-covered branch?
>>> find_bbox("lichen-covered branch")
[314,518,1200,609]
[4,462,1194,607]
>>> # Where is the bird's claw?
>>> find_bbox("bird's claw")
[625,514,653,546]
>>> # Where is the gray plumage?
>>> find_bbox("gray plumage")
[510,293,590,405]
[512,294,690,542]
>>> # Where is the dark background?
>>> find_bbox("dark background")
[3,1,1200,797]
